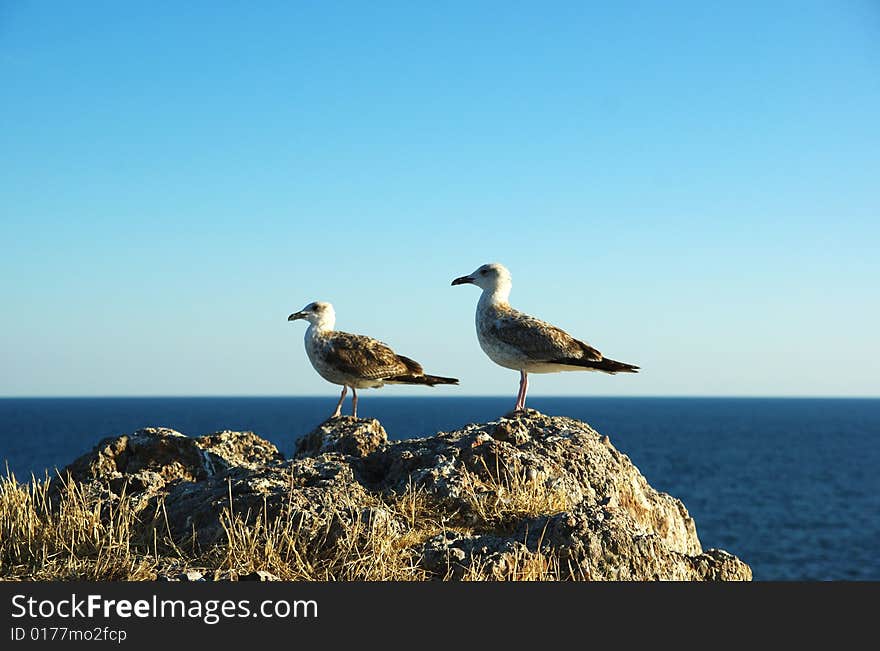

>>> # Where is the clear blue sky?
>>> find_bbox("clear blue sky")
[1,1,878,397]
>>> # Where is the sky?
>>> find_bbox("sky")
[1,1,878,397]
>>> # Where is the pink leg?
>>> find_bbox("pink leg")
[515,371,529,411]
[514,373,523,410]
[351,387,358,418]
[332,385,348,418]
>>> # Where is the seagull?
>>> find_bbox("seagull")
[288,301,459,419]
[451,263,639,412]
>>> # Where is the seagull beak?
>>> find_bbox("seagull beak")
[451,275,475,286]
[288,311,307,321]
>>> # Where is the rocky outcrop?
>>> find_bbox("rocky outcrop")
[59,410,751,581]
[294,416,387,458]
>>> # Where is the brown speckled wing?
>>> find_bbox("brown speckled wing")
[488,307,603,363]
[323,331,413,380]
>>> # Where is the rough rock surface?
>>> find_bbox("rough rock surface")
[60,411,751,581]
[294,416,387,458]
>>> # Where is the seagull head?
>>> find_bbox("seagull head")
[451,263,512,294]
[288,301,336,329]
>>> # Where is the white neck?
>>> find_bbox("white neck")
[306,313,335,337]
[478,281,511,308]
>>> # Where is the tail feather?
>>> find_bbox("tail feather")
[552,356,640,374]
[598,358,640,374]
[386,374,459,386]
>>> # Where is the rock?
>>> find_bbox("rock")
[56,410,751,581]
[196,430,284,470]
[64,427,285,490]
[58,427,292,544]
[161,457,371,546]
[239,570,281,582]
[368,411,703,558]
[63,427,213,485]
[295,417,387,458]
[154,567,206,582]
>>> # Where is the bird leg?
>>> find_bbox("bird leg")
[351,387,358,418]
[332,385,348,418]
[515,371,529,411]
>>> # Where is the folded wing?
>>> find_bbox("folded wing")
[487,309,604,364]
[324,332,414,380]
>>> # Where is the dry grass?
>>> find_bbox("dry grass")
[459,548,591,581]
[0,465,577,582]
[0,472,161,580]
[458,456,572,530]
[213,485,431,581]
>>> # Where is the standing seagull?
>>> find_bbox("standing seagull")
[451,263,639,412]
[288,301,458,419]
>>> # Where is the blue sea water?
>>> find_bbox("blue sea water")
[1,396,877,581]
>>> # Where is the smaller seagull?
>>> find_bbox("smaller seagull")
[288,301,459,419]
[452,263,639,412]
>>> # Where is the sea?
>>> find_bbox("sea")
[1,396,877,581]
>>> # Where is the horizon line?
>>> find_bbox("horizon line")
[1,394,878,400]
